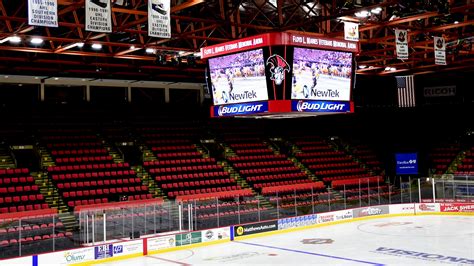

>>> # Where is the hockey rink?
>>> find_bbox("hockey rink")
[94,215,474,265]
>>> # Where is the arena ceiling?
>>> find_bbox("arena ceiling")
[0,0,472,82]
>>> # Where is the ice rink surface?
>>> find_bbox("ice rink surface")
[94,215,474,266]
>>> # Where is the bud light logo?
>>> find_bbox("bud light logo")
[214,102,268,117]
[293,100,350,113]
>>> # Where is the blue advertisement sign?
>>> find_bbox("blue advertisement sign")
[213,101,268,117]
[395,153,418,175]
[94,244,113,260]
[291,100,351,113]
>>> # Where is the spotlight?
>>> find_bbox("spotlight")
[355,10,370,18]
[76,42,85,48]
[371,7,382,14]
[9,36,21,44]
[385,67,391,71]
[30,37,44,45]
[54,77,59,80]
[130,45,135,49]
[92,43,102,50]
[359,65,367,69]
[454,21,459,24]
[146,48,156,54]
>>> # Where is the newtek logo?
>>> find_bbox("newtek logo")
[216,102,267,117]
[223,91,258,103]
[294,100,350,113]
[310,88,340,98]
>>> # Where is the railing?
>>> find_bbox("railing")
[1,176,473,260]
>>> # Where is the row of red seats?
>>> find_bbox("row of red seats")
[155,172,229,181]
[197,208,266,220]
[149,165,222,174]
[0,168,29,176]
[331,176,384,189]
[314,168,366,176]
[457,165,474,170]
[0,185,39,194]
[295,140,326,146]
[0,204,49,213]
[432,147,460,152]
[55,156,113,164]
[300,146,333,151]
[151,145,196,152]
[342,185,389,193]
[240,166,301,175]
[68,198,108,207]
[280,200,338,209]
[246,173,307,183]
[161,179,235,189]
[462,158,474,163]
[227,154,286,162]
[142,133,194,138]
[47,163,130,172]
[308,162,359,170]
[0,233,73,246]
[46,142,102,149]
[51,148,107,156]
[145,139,191,145]
[156,152,202,158]
[430,152,458,158]
[0,194,44,204]
[454,171,474,175]
[0,176,34,185]
[233,160,294,169]
[57,179,142,190]
[143,158,215,167]
[52,170,136,181]
[301,157,352,164]
[224,137,261,142]
[0,222,63,234]
[268,192,329,202]
[167,186,241,198]
[176,189,253,202]
[194,200,258,210]
[64,188,150,201]
[254,179,314,189]
[296,151,345,158]
[235,149,273,155]
[230,143,268,148]
[347,191,395,200]
[42,135,97,140]
[322,173,372,182]
[261,182,326,195]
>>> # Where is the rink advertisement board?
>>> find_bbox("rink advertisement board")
[332,209,354,221]
[175,232,202,246]
[389,204,416,214]
[211,101,269,117]
[147,235,176,251]
[292,100,352,113]
[354,206,389,218]
[440,203,474,213]
[202,227,231,242]
[278,214,317,230]
[38,247,95,265]
[415,203,440,213]
[234,221,278,237]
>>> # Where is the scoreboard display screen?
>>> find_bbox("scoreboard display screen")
[291,47,353,101]
[208,49,268,105]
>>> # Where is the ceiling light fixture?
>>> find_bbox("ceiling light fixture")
[454,21,459,24]
[76,42,85,48]
[9,36,21,44]
[355,10,370,18]
[145,48,156,54]
[54,77,59,80]
[130,45,136,49]
[91,43,102,50]
[30,37,44,45]
[359,65,367,69]
[371,7,382,14]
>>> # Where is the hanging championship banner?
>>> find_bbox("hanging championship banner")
[148,0,171,38]
[28,0,58,27]
[344,22,359,41]
[85,0,112,33]
[434,37,447,65]
[395,29,408,60]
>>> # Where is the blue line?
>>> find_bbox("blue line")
[235,241,384,266]
[230,226,235,241]
[32,255,38,266]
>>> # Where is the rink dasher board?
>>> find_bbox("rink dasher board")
[3,203,474,266]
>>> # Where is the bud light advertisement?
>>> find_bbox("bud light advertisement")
[213,101,268,117]
[395,153,418,175]
[292,100,351,113]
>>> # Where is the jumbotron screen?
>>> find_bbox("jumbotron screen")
[291,47,353,101]
[208,49,268,105]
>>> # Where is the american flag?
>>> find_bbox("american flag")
[396,75,415,108]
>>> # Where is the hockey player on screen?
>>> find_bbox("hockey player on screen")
[311,67,319,90]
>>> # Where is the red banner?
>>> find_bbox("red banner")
[200,32,360,59]
[440,203,474,213]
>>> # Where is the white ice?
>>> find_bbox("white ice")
[94,215,474,266]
